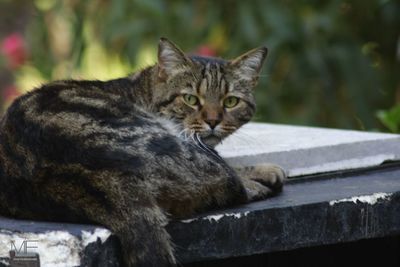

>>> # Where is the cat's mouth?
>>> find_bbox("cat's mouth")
[182,128,223,148]
[198,133,222,148]
[202,135,221,147]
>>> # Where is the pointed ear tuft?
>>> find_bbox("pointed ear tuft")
[157,37,192,81]
[229,46,268,84]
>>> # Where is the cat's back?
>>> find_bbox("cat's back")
[2,79,136,126]
[0,78,175,220]
[0,79,153,180]
[1,78,153,137]
[0,78,181,177]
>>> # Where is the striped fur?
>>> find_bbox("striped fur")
[0,38,284,267]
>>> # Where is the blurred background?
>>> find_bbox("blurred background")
[0,0,399,132]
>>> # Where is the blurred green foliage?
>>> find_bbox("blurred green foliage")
[1,0,400,131]
[377,105,400,133]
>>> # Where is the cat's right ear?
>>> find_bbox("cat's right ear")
[157,37,192,82]
[229,46,268,86]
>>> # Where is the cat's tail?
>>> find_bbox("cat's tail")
[110,203,176,267]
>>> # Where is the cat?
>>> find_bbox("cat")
[0,38,285,267]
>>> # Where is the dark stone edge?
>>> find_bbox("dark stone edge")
[168,192,400,263]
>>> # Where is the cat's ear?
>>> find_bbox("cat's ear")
[229,46,268,85]
[157,37,192,81]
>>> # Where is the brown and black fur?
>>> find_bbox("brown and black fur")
[0,38,285,266]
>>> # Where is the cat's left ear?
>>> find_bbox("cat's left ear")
[157,37,193,82]
[229,46,268,85]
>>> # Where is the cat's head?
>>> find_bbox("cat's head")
[153,37,267,147]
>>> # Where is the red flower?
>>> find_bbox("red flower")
[2,85,21,103]
[1,33,27,69]
[195,45,217,57]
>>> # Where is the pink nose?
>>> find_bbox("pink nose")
[204,118,222,129]
[203,109,222,129]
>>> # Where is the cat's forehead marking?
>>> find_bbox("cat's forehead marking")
[216,64,222,84]
[204,63,213,86]
[198,62,230,99]
[228,82,235,93]
[199,77,208,95]
[220,79,226,95]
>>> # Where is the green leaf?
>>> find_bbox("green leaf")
[377,105,400,133]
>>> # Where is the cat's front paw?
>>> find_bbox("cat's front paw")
[238,164,286,201]
[249,164,286,193]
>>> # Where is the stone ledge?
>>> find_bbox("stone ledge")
[169,164,400,263]
[217,123,400,177]
[0,219,118,266]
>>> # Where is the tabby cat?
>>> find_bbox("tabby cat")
[0,38,285,267]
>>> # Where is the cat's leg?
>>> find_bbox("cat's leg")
[104,194,175,267]
[146,140,282,217]
[151,151,249,218]
[39,169,176,267]
[234,164,286,200]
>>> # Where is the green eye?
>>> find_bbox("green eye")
[183,94,199,106]
[223,96,239,108]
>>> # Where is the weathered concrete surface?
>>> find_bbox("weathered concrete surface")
[217,123,400,177]
[0,219,116,266]
[169,164,400,263]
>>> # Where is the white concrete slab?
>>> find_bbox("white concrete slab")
[0,217,112,266]
[216,123,400,177]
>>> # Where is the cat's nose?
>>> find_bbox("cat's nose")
[204,118,222,129]
[203,108,222,129]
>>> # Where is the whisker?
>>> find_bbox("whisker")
[179,129,223,161]
[194,133,212,154]
[190,127,204,131]
[189,130,196,143]
[178,128,192,142]
[229,131,261,146]
[178,129,186,137]
[195,133,223,161]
